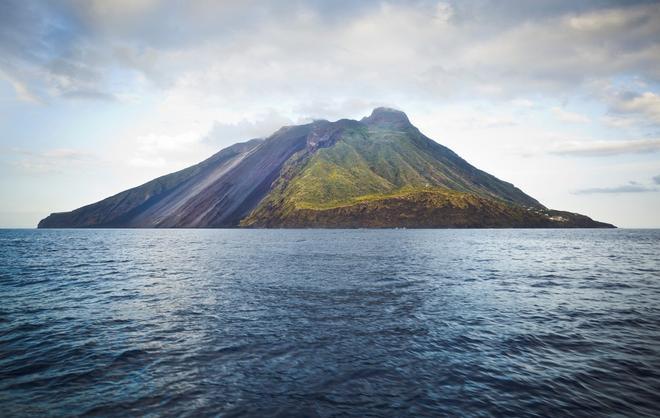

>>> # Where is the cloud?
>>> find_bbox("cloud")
[5,148,99,173]
[551,107,591,124]
[0,71,41,104]
[457,3,660,94]
[511,98,535,108]
[61,89,116,101]
[601,114,638,128]
[203,111,295,148]
[468,115,518,128]
[0,0,153,102]
[127,132,202,168]
[574,184,658,194]
[550,138,660,156]
[607,90,660,125]
[41,149,95,160]
[573,176,660,195]
[588,78,660,127]
[1,0,659,108]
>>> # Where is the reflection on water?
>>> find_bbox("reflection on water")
[1,229,659,416]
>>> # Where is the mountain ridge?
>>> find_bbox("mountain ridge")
[38,108,615,228]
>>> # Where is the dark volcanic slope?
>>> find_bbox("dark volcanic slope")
[39,125,312,228]
[39,108,614,228]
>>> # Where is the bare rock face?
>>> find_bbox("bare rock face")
[38,108,615,229]
[38,125,313,228]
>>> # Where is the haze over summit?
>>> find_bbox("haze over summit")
[1,0,659,227]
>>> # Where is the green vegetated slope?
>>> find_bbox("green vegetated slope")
[242,118,606,228]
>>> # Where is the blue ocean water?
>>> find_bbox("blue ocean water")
[0,229,659,417]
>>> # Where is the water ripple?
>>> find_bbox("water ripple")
[0,228,659,417]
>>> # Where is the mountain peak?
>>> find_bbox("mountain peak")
[361,107,411,128]
[37,107,614,229]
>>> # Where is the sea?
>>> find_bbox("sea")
[1,229,659,417]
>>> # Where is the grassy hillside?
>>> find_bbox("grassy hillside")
[242,119,611,228]
[242,187,610,228]
[244,123,517,224]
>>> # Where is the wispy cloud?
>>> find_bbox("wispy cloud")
[550,139,660,157]
[574,184,658,195]
[0,72,42,104]
[203,111,294,148]
[574,176,660,195]
[61,89,116,101]
[551,107,590,124]
[4,148,99,174]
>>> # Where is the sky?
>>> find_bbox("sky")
[1,0,659,228]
